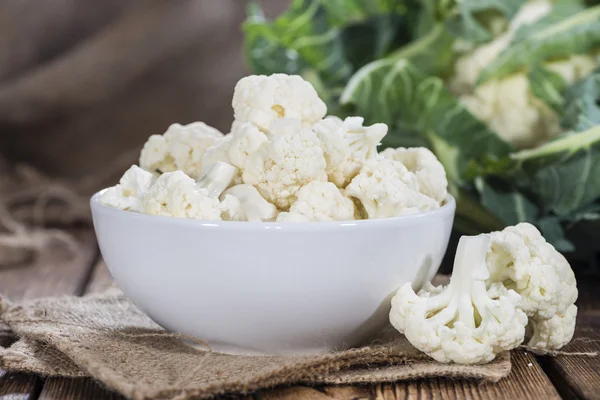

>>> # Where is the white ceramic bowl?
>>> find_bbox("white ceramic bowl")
[90,192,455,355]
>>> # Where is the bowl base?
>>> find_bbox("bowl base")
[182,339,339,356]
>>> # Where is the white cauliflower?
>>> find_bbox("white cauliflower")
[487,223,578,352]
[242,118,328,210]
[232,74,327,132]
[227,122,269,184]
[200,135,233,177]
[99,166,154,212]
[275,212,310,222]
[313,116,388,188]
[527,304,577,351]
[545,54,599,85]
[219,194,246,221]
[276,181,355,222]
[461,75,562,149]
[139,122,223,179]
[380,147,448,203]
[450,0,598,148]
[450,0,554,93]
[390,234,528,364]
[141,171,222,220]
[196,162,238,198]
[345,158,439,219]
[222,184,279,222]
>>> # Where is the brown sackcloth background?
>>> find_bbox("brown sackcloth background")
[0,288,511,400]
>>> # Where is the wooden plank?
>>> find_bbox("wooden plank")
[538,279,600,400]
[84,259,114,294]
[39,378,124,400]
[0,227,98,400]
[0,228,98,299]
[0,371,41,400]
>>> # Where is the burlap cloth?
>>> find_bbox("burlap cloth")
[0,288,510,400]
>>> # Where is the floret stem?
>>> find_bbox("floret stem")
[197,162,238,198]
[448,234,492,329]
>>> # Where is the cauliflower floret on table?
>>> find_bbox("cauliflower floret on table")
[276,181,355,222]
[390,234,528,364]
[487,222,578,351]
[242,118,328,210]
[380,147,448,203]
[313,116,388,188]
[139,122,223,179]
[345,158,439,219]
[232,74,327,132]
[527,304,577,351]
[99,166,154,212]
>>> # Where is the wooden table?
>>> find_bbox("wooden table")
[1,228,599,400]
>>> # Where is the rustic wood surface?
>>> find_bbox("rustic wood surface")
[0,227,599,400]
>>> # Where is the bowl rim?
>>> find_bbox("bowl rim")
[90,190,455,230]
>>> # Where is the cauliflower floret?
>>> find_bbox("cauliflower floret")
[139,122,223,179]
[275,212,310,222]
[227,122,269,184]
[201,135,234,177]
[487,222,578,351]
[390,234,528,364]
[527,304,577,352]
[276,181,354,222]
[380,147,448,203]
[232,74,327,132]
[313,116,388,188]
[219,194,246,221]
[141,171,222,220]
[99,166,154,212]
[345,158,439,219]
[243,118,327,210]
[196,161,238,198]
[222,184,279,222]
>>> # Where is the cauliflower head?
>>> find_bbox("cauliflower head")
[450,0,553,93]
[243,118,328,210]
[276,181,355,222]
[380,147,448,203]
[141,171,222,220]
[232,74,327,132]
[99,166,154,212]
[460,74,562,149]
[139,122,223,179]
[313,116,388,188]
[345,158,439,219]
[390,234,528,364]
[450,0,598,149]
[487,222,578,351]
